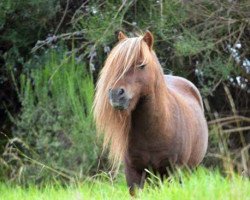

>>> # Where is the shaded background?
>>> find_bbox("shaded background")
[0,0,249,184]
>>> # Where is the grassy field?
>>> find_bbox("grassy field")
[0,168,249,200]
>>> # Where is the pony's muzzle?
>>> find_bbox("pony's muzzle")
[109,88,130,110]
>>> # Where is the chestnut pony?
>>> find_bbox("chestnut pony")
[93,31,208,194]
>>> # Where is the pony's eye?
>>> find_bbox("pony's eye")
[138,64,146,70]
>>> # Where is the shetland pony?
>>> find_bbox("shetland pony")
[93,31,208,195]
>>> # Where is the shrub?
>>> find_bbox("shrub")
[2,47,99,183]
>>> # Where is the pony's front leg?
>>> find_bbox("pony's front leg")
[124,163,146,196]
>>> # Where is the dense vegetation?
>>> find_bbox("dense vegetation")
[0,0,249,186]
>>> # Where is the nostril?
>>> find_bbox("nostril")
[118,88,125,96]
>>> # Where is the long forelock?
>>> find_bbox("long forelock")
[104,36,150,87]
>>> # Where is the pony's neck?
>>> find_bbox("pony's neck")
[131,69,173,136]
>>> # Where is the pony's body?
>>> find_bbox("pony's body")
[94,31,208,195]
[125,75,208,187]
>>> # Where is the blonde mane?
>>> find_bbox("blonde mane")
[93,35,158,167]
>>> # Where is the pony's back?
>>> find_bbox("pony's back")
[164,75,204,110]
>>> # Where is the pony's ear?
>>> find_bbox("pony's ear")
[118,31,127,41]
[143,31,154,50]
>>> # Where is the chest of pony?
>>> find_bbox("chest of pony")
[127,125,182,169]
[126,140,179,171]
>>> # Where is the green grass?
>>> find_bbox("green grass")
[0,168,249,200]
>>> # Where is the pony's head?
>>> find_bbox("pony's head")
[94,31,164,164]
[106,31,160,111]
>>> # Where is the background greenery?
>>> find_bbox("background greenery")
[0,0,249,184]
